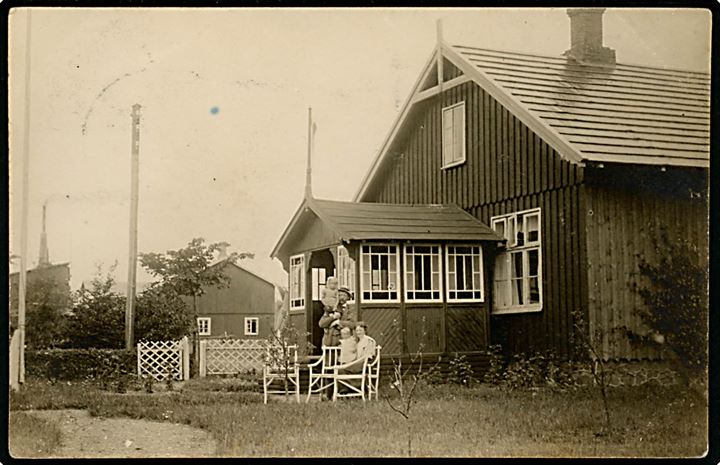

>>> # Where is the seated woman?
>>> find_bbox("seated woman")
[341,321,376,374]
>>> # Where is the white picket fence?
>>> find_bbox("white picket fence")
[199,338,269,377]
[137,337,190,381]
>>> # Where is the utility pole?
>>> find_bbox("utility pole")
[125,104,141,350]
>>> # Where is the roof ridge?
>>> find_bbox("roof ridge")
[452,44,710,77]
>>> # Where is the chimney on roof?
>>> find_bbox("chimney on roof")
[564,8,616,66]
[216,243,228,261]
[38,202,50,267]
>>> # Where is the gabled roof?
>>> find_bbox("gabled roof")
[453,45,710,167]
[270,197,503,261]
[207,259,277,288]
[355,41,710,201]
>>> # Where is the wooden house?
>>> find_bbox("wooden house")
[191,259,278,340]
[272,9,709,363]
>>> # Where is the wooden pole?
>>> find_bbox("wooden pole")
[16,8,33,388]
[125,104,141,350]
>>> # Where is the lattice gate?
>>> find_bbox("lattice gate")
[199,339,269,376]
[137,337,190,381]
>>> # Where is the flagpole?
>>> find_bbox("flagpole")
[16,8,33,388]
[305,107,313,199]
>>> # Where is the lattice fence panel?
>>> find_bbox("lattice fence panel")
[138,339,184,381]
[206,339,270,375]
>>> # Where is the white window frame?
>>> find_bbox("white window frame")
[491,208,543,315]
[360,243,401,303]
[244,317,259,336]
[197,317,211,336]
[404,244,443,303]
[337,245,356,304]
[446,244,484,302]
[289,254,305,310]
[441,101,466,169]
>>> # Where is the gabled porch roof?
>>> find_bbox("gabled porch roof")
[271,197,503,265]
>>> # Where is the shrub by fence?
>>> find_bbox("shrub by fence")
[25,348,136,381]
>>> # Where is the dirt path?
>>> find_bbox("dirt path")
[26,409,218,458]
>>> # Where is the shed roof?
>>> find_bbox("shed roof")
[453,45,710,167]
[270,197,503,261]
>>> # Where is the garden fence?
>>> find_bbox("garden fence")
[199,338,269,377]
[137,337,190,381]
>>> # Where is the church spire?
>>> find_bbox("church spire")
[38,202,50,267]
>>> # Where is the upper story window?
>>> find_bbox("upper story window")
[337,245,356,303]
[491,208,542,314]
[446,245,484,302]
[244,317,259,336]
[442,102,466,168]
[404,245,442,302]
[197,317,211,336]
[360,244,400,302]
[289,254,305,310]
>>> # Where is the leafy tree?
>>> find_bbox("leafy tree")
[64,264,125,349]
[636,228,708,380]
[135,284,193,342]
[25,276,71,349]
[139,238,253,301]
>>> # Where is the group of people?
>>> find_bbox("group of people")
[318,277,376,373]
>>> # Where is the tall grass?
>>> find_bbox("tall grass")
[9,378,707,457]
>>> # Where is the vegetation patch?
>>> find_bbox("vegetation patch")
[9,411,63,458]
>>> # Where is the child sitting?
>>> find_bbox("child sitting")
[338,326,357,365]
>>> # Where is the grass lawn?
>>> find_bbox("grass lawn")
[9,378,707,457]
[8,411,63,457]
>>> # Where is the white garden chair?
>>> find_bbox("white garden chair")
[332,357,369,401]
[366,345,382,401]
[306,346,340,402]
[263,344,300,404]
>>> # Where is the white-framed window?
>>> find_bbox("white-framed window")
[289,254,305,310]
[404,244,442,302]
[360,244,400,302]
[442,101,466,168]
[337,245,356,303]
[197,317,211,336]
[446,245,484,302]
[311,268,327,301]
[491,208,542,314]
[244,317,259,336]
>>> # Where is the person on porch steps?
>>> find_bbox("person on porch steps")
[319,286,357,346]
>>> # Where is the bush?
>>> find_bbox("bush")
[503,351,577,390]
[482,344,505,385]
[448,353,476,387]
[26,348,136,382]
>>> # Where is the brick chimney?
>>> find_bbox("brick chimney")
[564,8,616,66]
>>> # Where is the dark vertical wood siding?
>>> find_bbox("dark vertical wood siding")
[360,306,402,355]
[584,165,708,360]
[365,82,586,357]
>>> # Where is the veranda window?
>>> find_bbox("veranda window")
[404,245,442,302]
[491,209,542,314]
[446,245,484,302]
[289,254,305,310]
[360,244,399,302]
[337,245,356,302]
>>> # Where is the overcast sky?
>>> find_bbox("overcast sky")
[8,7,711,290]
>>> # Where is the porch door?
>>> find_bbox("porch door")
[308,249,335,353]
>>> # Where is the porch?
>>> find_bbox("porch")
[272,198,505,358]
